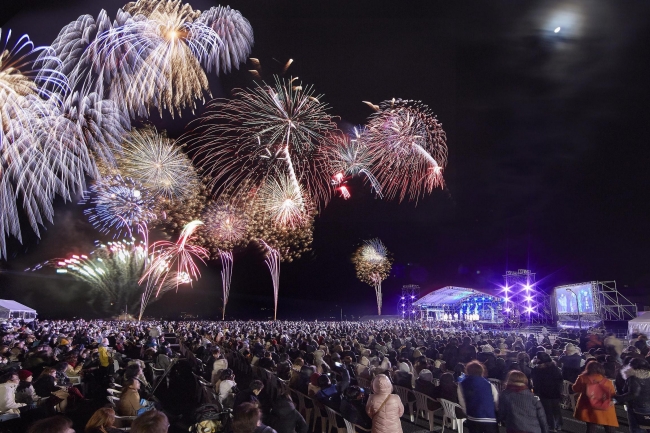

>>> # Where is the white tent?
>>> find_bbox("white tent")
[628,311,650,336]
[0,300,37,322]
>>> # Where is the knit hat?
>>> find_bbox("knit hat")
[536,352,552,364]
[60,339,70,346]
[398,362,410,373]
[18,370,32,381]
[564,343,578,355]
[418,369,433,382]
[482,344,494,353]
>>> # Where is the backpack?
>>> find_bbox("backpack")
[585,378,611,410]
[190,404,229,433]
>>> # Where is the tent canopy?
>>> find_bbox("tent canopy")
[414,286,502,306]
[0,300,36,313]
[629,311,650,336]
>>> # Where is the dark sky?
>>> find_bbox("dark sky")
[1,0,649,320]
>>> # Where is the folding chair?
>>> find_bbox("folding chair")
[310,398,328,433]
[413,390,439,431]
[560,380,573,410]
[439,398,466,433]
[107,395,120,406]
[393,385,415,422]
[106,388,122,397]
[113,414,137,428]
[342,418,371,433]
[324,406,346,433]
[292,390,313,429]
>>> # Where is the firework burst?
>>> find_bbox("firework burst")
[141,220,208,300]
[82,0,252,118]
[352,238,393,315]
[363,98,448,202]
[187,76,337,208]
[30,239,183,315]
[118,126,199,200]
[257,174,309,230]
[0,29,95,258]
[84,176,157,237]
[326,127,382,199]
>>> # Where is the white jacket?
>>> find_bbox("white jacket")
[0,383,25,413]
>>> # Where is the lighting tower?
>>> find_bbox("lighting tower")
[399,284,420,320]
[502,269,551,324]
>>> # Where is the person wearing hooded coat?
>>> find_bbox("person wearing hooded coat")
[267,393,308,433]
[477,345,498,378]
[615,358,650,433]
[530,352,563,432]
[366,374,404,433]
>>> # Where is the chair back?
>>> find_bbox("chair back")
[413,390,435,412]
[393,385,413,405]
[324,406,339,429]
[439,398,463,421]
[487,378,502,391]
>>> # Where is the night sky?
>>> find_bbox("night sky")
[1,0,649,320]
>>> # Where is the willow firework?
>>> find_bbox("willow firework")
[85,0,253,118]
[363,98,448,202]
[352,238,393,315]
[118,126,199,200]
[188,77,337,209]
[0,29,94,259]
[30,239,181,316]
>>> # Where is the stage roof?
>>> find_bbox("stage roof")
[414,286,502,306]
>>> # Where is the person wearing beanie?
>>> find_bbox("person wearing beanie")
[557,343,582,383]
[458,361,499,433]
[415,369,437,398]
[499,370,549,433]
[15,370,36,406]
[531,352,563,432]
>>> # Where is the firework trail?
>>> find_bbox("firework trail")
[352,238,393,315]
[0,29,95,258]
[118,126,199,201]
[83,176,157,238]
[28,239,182,316]
[260,240,281,320]
[140,220,208,304]
[187,76,337,209]
[202,198,250,319]
[326,127,383,199]
[363,98,448,202]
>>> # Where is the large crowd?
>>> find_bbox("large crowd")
[0,318,648,433]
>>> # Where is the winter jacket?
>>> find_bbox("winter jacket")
[117,388,143,417]
[366,374,404,433]
[531,362,563,399]
[458,343,477,363]
[499,385,549,433]
[615,365,650,414]
[442,345,460,367]
[458,375,498,423]
[341,397,372,429]
[557,354,582,383]
[0,382,26,413]
[572,373,618,427]
[15,382,37,405]
[268,397,308,433]
[33,375,58,398]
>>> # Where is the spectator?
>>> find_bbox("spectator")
[307,372,321,397]
[366,374,404,433]
[499,370,548,433]
[615,358,650,433]
[558,344,582,384]
[459,337,477,363]
[572,360,618,433]
[458,360,499,433]
[27,415,75,433]
[85,407,122,433]
[315,366,350,410]
[438,372,465,418]
[531,352,563,433]
[340,386,372,430]
[443,339,460,368]
[267,393,308,433]
[233,402,277,433]
[218,369,237,409]
[234,380,264,408]
[392,362,413,388]
[0,371,26,414]
[117,379,152,416]
[15,369,37,405]
[131,410,169,433]
[415,369,437,397]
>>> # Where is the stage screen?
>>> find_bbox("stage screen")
[555,284,595,315]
